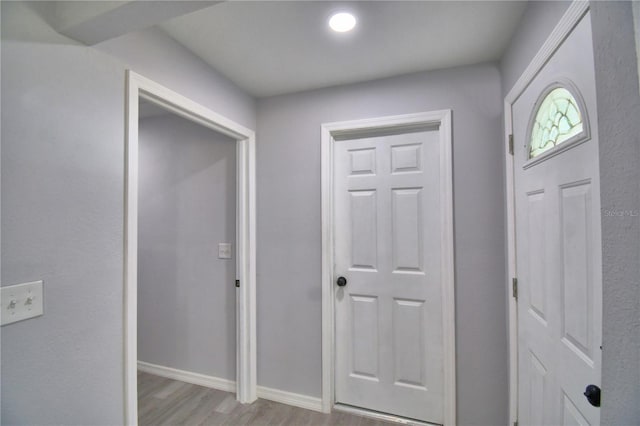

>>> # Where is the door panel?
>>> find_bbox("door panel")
[560,181,593,358]
[391,188,423,271]
[351,295,379,379]
[528,351,548,426]
[393,298,427,389]
[526,190,547,322]
[513,12,602,426]
[563,394,590,426]
[334,129,443,424]
[349,190,378,269]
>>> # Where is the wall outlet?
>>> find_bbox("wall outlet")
[218,243,232,259]
[2,280,44,326]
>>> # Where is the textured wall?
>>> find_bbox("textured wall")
[96,27,256,131]
[1,2,125,423]
[256,64,508,426]
[138,114,237,380]
[500,1,572,95]
[590,1,640,423]
[1,2,256,423]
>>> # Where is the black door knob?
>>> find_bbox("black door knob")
[584,384,601,407]
[336,276,347,287]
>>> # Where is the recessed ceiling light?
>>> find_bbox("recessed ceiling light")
[329,12,356,33]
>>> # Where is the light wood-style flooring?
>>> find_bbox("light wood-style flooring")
[138,371,394,426]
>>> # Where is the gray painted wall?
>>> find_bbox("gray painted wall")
[1,2,255,423]
[138,114,237,380]
[590,2,640,423]
[1,2,125,423]
[256,64,508,426]
[500,1,572,95]
[96,27,256,131]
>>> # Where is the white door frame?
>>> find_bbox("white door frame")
[503,2,591,425]
[320,110,456,425]
[123,70,257,425]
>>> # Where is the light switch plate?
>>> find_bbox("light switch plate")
[218,243,232,259]
[1,280,44,326]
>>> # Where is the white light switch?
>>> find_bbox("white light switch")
[218,243,232,259]
[2,280,44,326]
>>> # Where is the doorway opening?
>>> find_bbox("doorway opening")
[124,71,257,425]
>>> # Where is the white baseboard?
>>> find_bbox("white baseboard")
[137,361,323,412]
[137,361,236,393]
[257,385,323,412]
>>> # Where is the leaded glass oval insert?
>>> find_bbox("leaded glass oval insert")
[529,87,583,158]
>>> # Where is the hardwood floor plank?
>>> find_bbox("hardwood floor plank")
[154,380,188,399]
[307,409,333,426]
[142,383,197,426]
[178,389,230,426]
[214,394,241,414]
[158,387,212,426]
[285,405,316,426]
[196,409,229,426]
[254,400,292,426]
[137,371,396,426]
[138,374,172,400]
[220,399,263,426]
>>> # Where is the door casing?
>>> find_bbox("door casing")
[503,2,593,424]
[320,110,456,425]
[124,71,257,425]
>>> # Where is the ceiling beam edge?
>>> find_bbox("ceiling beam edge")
[55,1,221,45]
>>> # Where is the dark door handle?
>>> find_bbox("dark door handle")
[584,384,601,407]
[336,276,347,287]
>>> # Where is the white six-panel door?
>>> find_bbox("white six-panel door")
[512,12,602,426]
[333,129,444,424]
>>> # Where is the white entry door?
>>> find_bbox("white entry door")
[512,12,602,426]
[333,128,444,424]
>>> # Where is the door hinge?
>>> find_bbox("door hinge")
[508,134,514,155]
[235,279,240,288]
[512,277,518,300]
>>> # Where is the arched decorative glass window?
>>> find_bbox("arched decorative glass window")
[528,84,587,160]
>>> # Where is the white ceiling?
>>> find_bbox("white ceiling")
[160,1,527,98]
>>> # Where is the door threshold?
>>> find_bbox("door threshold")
[333,403,441,426]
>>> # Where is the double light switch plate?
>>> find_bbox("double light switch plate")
[1,280,44,326]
